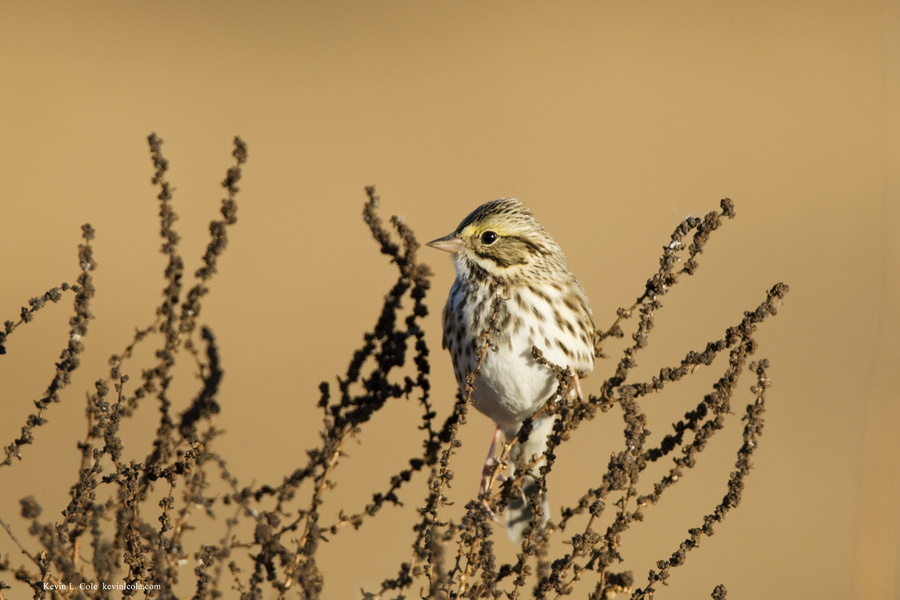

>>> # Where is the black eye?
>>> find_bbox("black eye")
[480,231,498,245]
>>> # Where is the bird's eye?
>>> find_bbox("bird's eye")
[480,231,498,245]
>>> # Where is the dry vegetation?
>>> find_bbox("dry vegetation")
[0,135,787,599]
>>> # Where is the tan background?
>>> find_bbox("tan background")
[1,1,898,598]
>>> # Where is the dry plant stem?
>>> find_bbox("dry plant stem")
[0,517,43,574]
[632,359,771,598]
[329,312,437,532]
[594,199,736,359]
[278,188,434,599]
[455,537,480,598]
[0,180,786,600]
[168,480,193,544]
[1,225,95,469]
[55,377,128,561]
[107,319,160,385]
[0,283,69,352]
[449,293,505,599]
[534,202,749,597]
[1,513,75,593]
[544,284,788,599]
[281,429,353,594]
[554,202,739,519]
[0,135,248,600]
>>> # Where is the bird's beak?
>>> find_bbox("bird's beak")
[426,233,465,253]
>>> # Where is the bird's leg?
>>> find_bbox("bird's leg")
[572,371,583,400]
[480,426,503,523]
[480,426,502,493]
[565,369,584,401]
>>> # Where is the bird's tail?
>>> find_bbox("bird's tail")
[505,415,555,542]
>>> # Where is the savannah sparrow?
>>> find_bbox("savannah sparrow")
[427,198,595,541]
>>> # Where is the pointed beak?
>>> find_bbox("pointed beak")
[426,233,465,253]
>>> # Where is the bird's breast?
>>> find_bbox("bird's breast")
[443,279,594,434]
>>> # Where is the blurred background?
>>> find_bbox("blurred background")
[1,1,897,598]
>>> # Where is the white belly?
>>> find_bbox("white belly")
[471,345,555,435]
[468,325,584,437]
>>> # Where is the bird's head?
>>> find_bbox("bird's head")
[427,199,560,278]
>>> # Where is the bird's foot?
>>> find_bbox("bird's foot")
[481,498,502,523]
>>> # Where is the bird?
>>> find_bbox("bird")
[426,198,595,541]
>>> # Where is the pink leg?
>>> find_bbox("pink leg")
[564,369,584,401]
[480,426,502,495]
[480,426,503,522]
[572,371,583,400]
